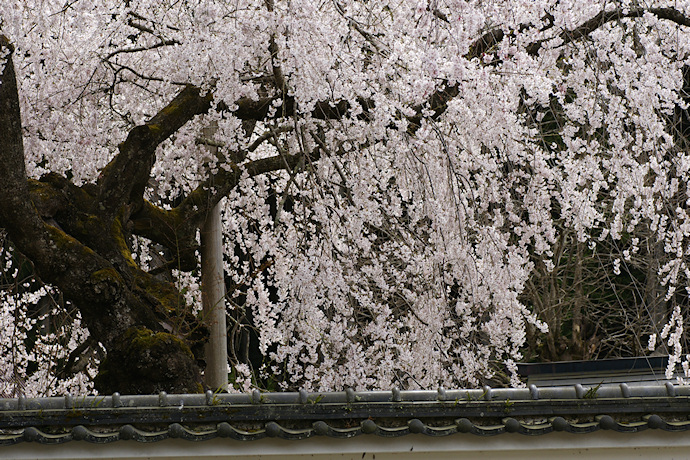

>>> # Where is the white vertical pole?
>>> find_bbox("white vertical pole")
[201,123,228,392]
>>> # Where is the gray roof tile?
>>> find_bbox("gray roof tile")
[2,383,690,445]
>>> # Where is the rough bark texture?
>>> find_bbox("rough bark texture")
[1,39,206,394]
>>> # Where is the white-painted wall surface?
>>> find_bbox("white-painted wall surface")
[3,430,688,460]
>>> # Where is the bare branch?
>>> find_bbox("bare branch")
[108,61,189,86]
[104,39,180,61]
[127,11,181,33]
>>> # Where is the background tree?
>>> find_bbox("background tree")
[1,1,689,395]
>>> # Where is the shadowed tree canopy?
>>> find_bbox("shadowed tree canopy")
[1,1,690,394]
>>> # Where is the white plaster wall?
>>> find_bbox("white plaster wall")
[2,430,687,460]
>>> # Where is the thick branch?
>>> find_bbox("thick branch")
[1,38,206,393]
[130,151,303,264]
[527,7,690,55]
[0,37,33,220]
[180,152,303,226]
[466,28,506,60]
[130,200,200,271]
[229,96,374,121]
[0,37,64,273]
[97,85,213,219]
[0,39,163,344]
[411,7,690,133]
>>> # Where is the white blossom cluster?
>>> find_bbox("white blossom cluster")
[0,243,95,396]
[1,0,690,393]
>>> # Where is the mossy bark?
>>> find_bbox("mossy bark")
[95,327,202,394]
[0,40,209,394]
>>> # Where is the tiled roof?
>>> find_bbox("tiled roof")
[2,382,690,445]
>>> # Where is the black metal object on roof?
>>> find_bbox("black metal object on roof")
[517,356,669,377]
[517,356,677,387]
[1,383,690,445]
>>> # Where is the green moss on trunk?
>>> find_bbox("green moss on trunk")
[95,326,203,394]
[111,212,138,270]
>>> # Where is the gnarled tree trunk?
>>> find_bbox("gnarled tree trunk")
[0,37,210,394]
[0,35,302,394]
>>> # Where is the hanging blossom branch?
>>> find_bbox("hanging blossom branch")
[526,7,690,55]
[2,0,690,395]
[264,0,287,95]
[120,4,690,274]
[417,7,690,132]
[19,2,687,283]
